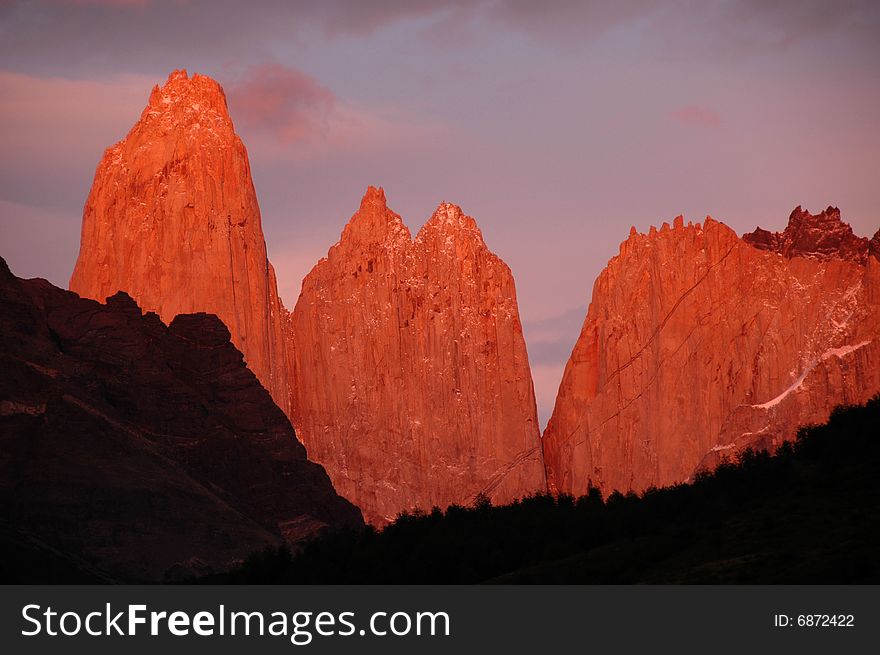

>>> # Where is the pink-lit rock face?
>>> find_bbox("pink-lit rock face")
[69,70,292,414]
[290,187,546,525]
[543,209,880,497]
[66,71,545,525]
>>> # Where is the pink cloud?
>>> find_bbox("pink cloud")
[671,104,723,128]
[222,64,450,163]
[226,64,336,143]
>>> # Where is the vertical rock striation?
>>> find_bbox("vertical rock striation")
[69,70,291,414]
[543,208,880,497]
[290,187,546,524]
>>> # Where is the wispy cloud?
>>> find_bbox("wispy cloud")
[5,1,878,81]
[226,64,336,143]
[671,104,722,129]
[223,63,450,163]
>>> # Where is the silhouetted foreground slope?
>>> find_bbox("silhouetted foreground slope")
[210,397,880,584]
[0,257,361,583]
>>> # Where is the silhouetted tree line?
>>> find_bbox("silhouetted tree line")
[206,396,880,584]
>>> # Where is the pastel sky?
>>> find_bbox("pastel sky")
[1,0,879,425]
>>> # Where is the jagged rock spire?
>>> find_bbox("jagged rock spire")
[545,207,880,497]
[743,205,875,263]
[290,189,546,525]
[69,70,292,414]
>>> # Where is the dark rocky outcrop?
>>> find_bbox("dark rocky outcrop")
[743,205,875,263]
[0,257,361,582]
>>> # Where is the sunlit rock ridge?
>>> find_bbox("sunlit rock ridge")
[68,70,880,522]
[69,70,292,414]
[69,72,545,526]
[290,188,546,525]
[543,208,880,497]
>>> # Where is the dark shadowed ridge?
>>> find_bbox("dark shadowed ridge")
[0,256,361,583]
